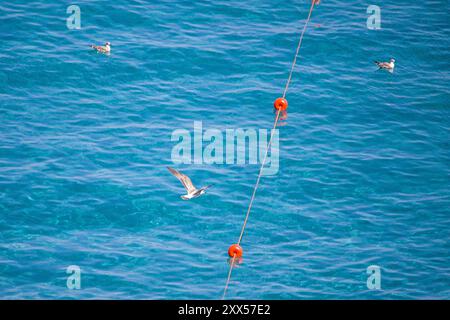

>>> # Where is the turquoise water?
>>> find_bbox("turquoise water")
[0,0,449,299]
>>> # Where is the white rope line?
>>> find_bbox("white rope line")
[222,254,236,300]
[222,110,281,300]
[222,1,317,299]
[237,109,282,245]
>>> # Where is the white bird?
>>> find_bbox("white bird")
[90,42,111,54]
[374,58,395,70]
[167,167,212,200]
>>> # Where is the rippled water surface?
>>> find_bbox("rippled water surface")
[0,0,449,299]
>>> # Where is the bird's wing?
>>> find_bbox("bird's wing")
[374,61,389,68]
[167,167,196,193]
[91,45,105,52]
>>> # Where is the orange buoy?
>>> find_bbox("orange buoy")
[274,97,288,111]
[228,244,243,258]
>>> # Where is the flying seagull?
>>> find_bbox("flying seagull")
[167,167,212,200]
[90,42,111,54]
[374,58,395,70]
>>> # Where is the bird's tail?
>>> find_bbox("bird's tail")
[374,61,380,65]
[204,184,213,190]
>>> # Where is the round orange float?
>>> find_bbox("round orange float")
[273,97,288,111]
[228,244,243,258]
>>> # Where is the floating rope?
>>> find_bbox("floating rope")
[282,1,317,98]
[222,1,317,299]
[222,109,281,299]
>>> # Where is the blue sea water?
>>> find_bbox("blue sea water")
[0,0,449,299]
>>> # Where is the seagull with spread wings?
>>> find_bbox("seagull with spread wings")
[167,167,212,200]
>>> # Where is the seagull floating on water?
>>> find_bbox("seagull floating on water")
[167,167,212,200]
[90,42,111,54]
[374,58,395,70]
